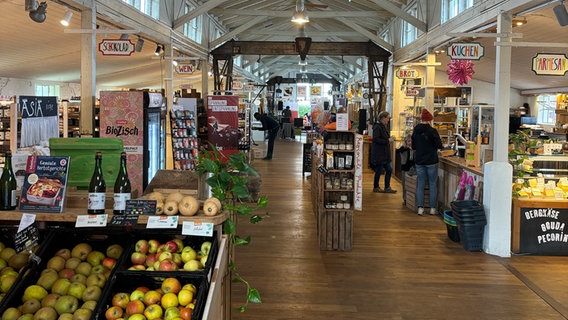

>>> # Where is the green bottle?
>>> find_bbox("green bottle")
[113,152,131,215]
[0,152,17,210]
[88,152,106,214]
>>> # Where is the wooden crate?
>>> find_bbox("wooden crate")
[318,210,352,251]
[406,191,430,212]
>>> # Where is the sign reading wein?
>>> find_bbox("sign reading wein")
[98,39,135,56]
[447,42,484,60]
[175,64,195,74]
[532,53,568,76]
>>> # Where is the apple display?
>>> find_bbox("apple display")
[161,278,181,294]
[71,243,93,261]
[104,306,123,320]
[105,244,123,260]
[85,250,105,266]
[147,240,160,254]
[33,306,58,320]
[53,295,79,314]
[67,282,86,300]
[125,300,145,316]
[102,257,117,270]
[111,292,130,308]
[143,304,163,320]
[135,240,149,254]
[81,285,102,302]
[46,256,66,272]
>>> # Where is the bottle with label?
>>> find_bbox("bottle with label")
[0,152,17,210]
[88,152,106,214]
[113,152,131,215]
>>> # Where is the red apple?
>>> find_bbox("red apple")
[158,259,178,271]
[58,268,75,280]
[148,240,160,254]
[55,248,71,260]
[135,240,149,254]
[145,253,158,267]
[131,252,147,266]
[164,241,178,253]
[171,239,184,253]
[142,290,162,306]
[128,264,146,271]
[105,306,123,320]
[111,292,130,308]
[158,251,172,262]
[172,253,183,267]
[135,286,150,293]
[161,277,182,294]
[125,300,145,316]
[102,257,117,270]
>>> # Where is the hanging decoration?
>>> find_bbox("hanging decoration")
[446,60,475,85]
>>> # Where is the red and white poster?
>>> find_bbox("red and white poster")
[99,91,144,197]
[206,95,240,158]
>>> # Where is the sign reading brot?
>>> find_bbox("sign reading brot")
[520,207,568,255]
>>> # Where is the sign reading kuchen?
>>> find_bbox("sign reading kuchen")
[532,53,568,76]
[98,39,135,56]
[446,42,485,60]
[396,68,419,79]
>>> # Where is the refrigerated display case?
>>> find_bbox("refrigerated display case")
[171,98,200,170]
[144,92,166,187]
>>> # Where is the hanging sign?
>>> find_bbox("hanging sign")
[98,39,135,56]
[175,64,195,74]
[396,68,419,79]
[406,89,419,96]
[531,53,568,76]
[19,96,58,119]
[446,42,485,60]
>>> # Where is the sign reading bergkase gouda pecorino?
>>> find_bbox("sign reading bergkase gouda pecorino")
[98,39,135,56]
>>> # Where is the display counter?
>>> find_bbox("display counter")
[512,198,568,255]
[437,156,484,210]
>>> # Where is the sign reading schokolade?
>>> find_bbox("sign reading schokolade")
[519,207,568,255]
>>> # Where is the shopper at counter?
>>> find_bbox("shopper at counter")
[412,109,443,215]
[254,112,280,160]
[371,111,397,193]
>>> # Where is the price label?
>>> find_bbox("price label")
[182,221,214,236]
[109,214,140,226]
[125,200,157,215]
[146,216,178,229]
[15,214,40,253]
[75,214,108,228]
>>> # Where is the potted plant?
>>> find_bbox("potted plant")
[508,130,535,197]
[196,146,268,312]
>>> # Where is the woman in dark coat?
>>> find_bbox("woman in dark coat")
[371,111,396,193]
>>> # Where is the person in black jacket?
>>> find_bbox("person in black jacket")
[254,112,280,160]
[411,109,443,215]
[371,111,396,193]
[397,134,415,205]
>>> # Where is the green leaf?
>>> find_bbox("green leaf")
[257,195,268,208]
[235,204,254,216]
[232,277,244,284]
[247,288,262,304]
[224,219,236,235]
[233,235,250,246]
[250,215,263,224]
[237,305,248,313]
[232,184,250,199]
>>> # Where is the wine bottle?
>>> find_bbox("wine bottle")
[88,152,106,214]
[0,152,17,210]
[113,152,131,215]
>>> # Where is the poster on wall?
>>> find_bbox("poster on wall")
[100,91,144,197]
[207,95,240,158]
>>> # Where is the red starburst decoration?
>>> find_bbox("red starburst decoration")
[446,60,475,85]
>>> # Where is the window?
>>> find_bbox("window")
[182,4,203,44]
[401,6,417,47]
[536,94,556,125]
[122,0,159,19]
[441,0,473,23]
[35,85,60,97]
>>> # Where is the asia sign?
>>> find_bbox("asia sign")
[532,53,568,76]
[396,68,419,79]
[98,39,135,56]
[446,42,484,60]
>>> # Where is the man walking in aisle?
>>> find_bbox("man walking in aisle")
[371,111,397,193]
[254,112,280,160]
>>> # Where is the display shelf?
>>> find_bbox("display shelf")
[171,109,198,170]
[60,99,81,137]
[0,96,15,157]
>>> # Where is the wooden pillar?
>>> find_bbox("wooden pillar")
[164,43,174,169]
[80,8,97,137]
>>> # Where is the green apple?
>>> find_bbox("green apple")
[21,298,42,314]
[41,293,61,308]
[163,306,180,320]
[128,314,146,320]
[46,256,66,272]
[23,285,48,302]
[180,247,197,263]
[51,278,71,296]
[67,282,86,300]
[130,289,146,302]
[69,274,87,285]
[71,243,92,261]
[85,273,106,288]
[143,304,163,320]
[37,269,59,291]
[81,300,97,311]
[70,308,91,320]
[0,258,7,270]
[81,286,102,302]
[200,241,212,256]
[32,306,57,320]
[64,258,81,270]
[1,307,21,320]
[57,313,73,320]
[0,274,18,293]
[53,295,79,315]
[105,244,123,260]
[74,262,92,277]
[183,260,200,272]
[85,251,105,267]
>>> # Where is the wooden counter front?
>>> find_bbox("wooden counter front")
[511,198,568,255]
[437,156,484,210]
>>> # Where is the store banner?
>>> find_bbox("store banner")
[354,133,363,210]
[18,96,59,147]
[100,91,144,196]
[206,95,240,159]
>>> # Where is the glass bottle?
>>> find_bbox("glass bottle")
[88,152,106,214]
[113,152,131,215]
[0,152,17,210]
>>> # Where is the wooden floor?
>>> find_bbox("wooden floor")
[230,137,568,320]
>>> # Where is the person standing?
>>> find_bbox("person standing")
[282,106,292,119]
[371,111,396,193]
[397,134,415,205]
[411,109,443,215]
[254,112,280,160]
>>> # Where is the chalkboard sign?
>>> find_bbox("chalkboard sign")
[125,199,157,215]
[109,214,140,227]
[14,223,40,253]
[519,207,568,255]
[19,96,58,119]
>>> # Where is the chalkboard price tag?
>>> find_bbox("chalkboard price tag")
[125,200,157,215]
[14,223,40,253]
[109,214,140,226]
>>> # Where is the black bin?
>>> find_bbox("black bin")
[443,210,460,242]
[451,200,486,251]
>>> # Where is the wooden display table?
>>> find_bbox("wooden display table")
[512,198,568,255]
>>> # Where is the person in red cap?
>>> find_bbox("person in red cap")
[411,108,443,215]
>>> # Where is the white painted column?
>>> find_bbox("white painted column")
[80,8,97,136]
[164,43,174,169]
[425,52,436,110]
[483,12,513,257]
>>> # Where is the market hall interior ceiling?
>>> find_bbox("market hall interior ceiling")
[1,0,568,92]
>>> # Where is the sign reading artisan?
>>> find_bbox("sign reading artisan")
[446,42,485,60]
[532,53,568,76]
[519,206,568,255]
[99,39,135,56]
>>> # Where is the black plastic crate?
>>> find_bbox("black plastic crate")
[119,230,218,283]
[0,229,133,315]
[443,210,460,242]
[456,225,484,252]
[0,227,54,312]
[94,271,208,320]
[451,200,484,214]
[453,214,487,226]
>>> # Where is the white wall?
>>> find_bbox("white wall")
[0,77,81,100]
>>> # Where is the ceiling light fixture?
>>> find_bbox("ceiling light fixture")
[554,1,568,27]
[60,8,72,26]
[120,33,129,40]
[512,17,527,26]
[29,1,47,23]
[291,0,309,24]
[154,44,163,56]
[135,37,144,52]
[172,60,178,67]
